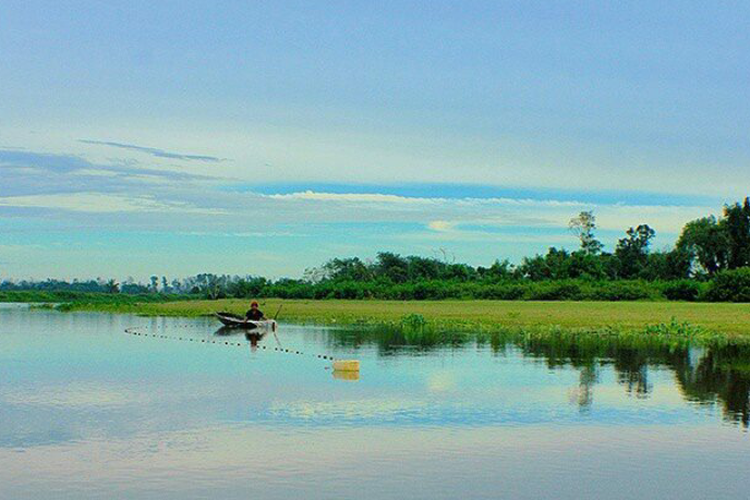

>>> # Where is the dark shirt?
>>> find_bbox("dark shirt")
[245,308,264,321]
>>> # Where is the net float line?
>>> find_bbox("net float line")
[123,326,340,362]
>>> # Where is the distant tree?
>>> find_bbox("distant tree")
[664,246,693,280]
[406,256,441,281]
[322,257,373,282]
[149,275,159,293]
[228,276,267,297]
[194,273,226,299]
[723,197,750,269]
[566,250,608,280]
[105,279,119,294]
[677,216,730,276]
[443,262,477,281]
[161,276,169,293]
[121,281,149,294]
[375,252,409,283]
[302,266,328,284]
[478,259,514,281]
[518,254,550,281]
[615,225,656,278]
[641,248,692,280]
[518,248,573,281]
[569,211,604,255]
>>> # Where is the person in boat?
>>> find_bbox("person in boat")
[245,300,266,321]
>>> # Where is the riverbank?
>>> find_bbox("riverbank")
[49,298,750,340]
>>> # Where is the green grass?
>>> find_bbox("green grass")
[51,298,750,341]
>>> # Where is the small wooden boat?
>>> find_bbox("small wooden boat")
[215,312,277,331]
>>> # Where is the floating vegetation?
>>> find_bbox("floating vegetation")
[376,314,749,350]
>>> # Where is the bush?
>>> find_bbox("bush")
[585,281,655,301]
[526,282,583,301]
[476,283,526,300]
[705,268,750,302]
[662,280,702,301]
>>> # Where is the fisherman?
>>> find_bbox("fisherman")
[245,300,266,321]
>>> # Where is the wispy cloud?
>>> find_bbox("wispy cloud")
[268,190,436,204]
[0,148,716,238]
[0,193,226,215]
[267,190,584,208]
[79,139,225,163]
[0,145,721,280]
[427,220,455,232]
[0,148,218,198]
[0,150,92,173]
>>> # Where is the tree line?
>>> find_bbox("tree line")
[2,197,750,302]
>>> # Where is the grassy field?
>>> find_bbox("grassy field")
[55,298,750,338]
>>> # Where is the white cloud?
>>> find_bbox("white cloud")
[256,190,713,238]
[267,190,583,208]
[0,193,225,215]
[72,168,120,177]
[427,220,455,232]
[268,190,435,204]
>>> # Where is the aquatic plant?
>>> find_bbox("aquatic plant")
[400,313,427,331]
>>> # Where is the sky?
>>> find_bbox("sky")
[1,1,748,280]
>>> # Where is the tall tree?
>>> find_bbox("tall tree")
[376,252,409,283]
[321,257,372,281]
[615,225,655,278]
[676,216,729,276]
[723,197,750,269]
[569,211,604,255]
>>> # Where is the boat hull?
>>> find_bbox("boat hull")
[215,312,277,331]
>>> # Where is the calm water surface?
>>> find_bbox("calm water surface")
[1,305,749,499]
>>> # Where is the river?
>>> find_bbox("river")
[1,304,749,499]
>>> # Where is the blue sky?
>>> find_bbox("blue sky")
[1,1,748,280]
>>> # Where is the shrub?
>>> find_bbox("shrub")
[586,281,655,301]
[705,268,750,302]
[662,280,702,301]
[526,282,583,301]
[476,284,526,300]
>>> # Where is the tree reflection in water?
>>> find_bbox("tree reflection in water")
[324,325,750,427]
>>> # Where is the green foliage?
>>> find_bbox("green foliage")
[643,317,707,340]
[401,313,427,330]
[615,224,656,278]
[662,280,703,301]
[706,268,750,302]
[477,259,514,281]
[641,249,692,281]
[10,275,750,304]
[677,216,730,275]
[723,198,750,269]
[579,281,658,301]
[677,197,750,276]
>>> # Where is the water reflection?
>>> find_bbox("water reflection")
[212,320,750,427]
[214,326,242,336]
[675,345,750,427]
[323,325,750,428]
[245,332,265,351]
[3,308,750,498]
